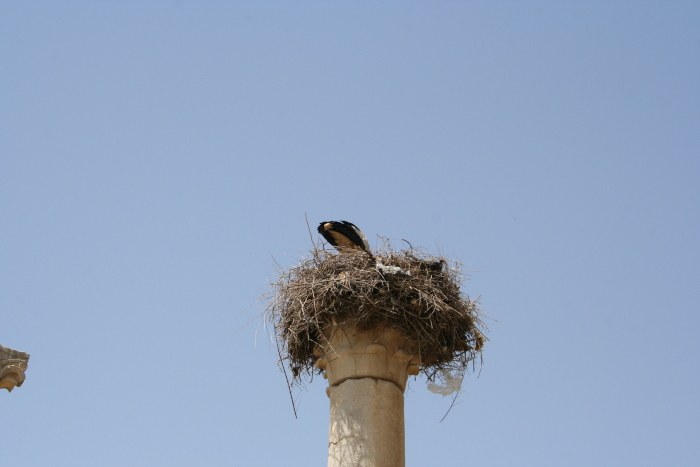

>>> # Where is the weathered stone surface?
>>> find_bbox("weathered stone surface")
[315,325,420,393]
[316,326,419,467]
[328,378,405,467]
[0,345,30,392]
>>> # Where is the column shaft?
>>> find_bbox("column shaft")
[328,378,405,467]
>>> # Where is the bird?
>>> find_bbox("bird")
[317,221,371,253]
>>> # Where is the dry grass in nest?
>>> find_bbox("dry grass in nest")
[263,241,487,388]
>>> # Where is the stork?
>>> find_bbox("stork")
[317,221,371,253]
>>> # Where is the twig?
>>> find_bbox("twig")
[275,336,298,419]
[439,391,460,423]
[305,213,316,247]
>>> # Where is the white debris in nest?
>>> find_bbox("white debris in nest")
[375,261,411,276]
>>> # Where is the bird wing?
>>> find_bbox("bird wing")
[318,221,370,252]
[340,221,370,252]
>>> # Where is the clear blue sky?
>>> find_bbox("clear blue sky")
[2,2,699,466]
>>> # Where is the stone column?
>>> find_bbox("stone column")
[0,345,30,392]
[315,325,420,467]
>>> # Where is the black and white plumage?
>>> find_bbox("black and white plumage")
[318,221,371,253]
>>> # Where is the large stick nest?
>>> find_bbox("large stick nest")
[264,241,487,388]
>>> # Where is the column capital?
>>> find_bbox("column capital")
[314,325,420,393]
[1,345,30,392]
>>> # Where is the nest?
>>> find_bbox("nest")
[264,241,487,388]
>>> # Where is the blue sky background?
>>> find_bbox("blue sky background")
[2,2,699,466]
